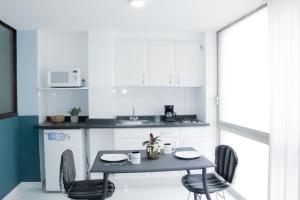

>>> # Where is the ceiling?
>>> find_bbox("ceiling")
[0,0,264,31]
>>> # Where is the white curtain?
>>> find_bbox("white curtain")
[268,0,300,199]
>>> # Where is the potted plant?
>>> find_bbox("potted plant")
[143,133,161,159]
[68,107,81,123]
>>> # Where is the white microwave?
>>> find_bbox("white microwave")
[48,69,82,88]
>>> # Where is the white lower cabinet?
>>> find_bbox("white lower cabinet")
[180,127,213,174]
[87,129,114,179]
[180,127,209,152]
[150,128,181,178]
[114,128,150,150]
[114,128,151,179]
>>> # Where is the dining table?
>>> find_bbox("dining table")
[91,147,216,200]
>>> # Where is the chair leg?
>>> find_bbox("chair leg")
[216,191,226,200]
[192,193,202,200]
[187,192,191,200]
[194,193,198,200]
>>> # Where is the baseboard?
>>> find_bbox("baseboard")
[3,183,21,200]
[228,187,247,200]
[3,182,42,200]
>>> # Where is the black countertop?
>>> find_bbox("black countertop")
[35,115,210,129]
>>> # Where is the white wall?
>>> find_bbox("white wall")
[203,31,218,149]
[37,31,89,120]
[88,30,115,118]
[17,30,39,116]
[38,31,88,88]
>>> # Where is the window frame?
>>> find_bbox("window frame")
[0,20,17,119]
[217,4,269,144]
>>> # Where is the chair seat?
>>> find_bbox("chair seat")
[68,179,115,199]
[182,173,230,194]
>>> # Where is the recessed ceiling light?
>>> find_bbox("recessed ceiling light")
[130,0,146,8]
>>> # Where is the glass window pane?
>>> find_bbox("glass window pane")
[220,130,269,200]
[219,8,270,133]
[0,25,13,114]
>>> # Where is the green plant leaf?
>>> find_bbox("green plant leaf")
[143,141,149,146]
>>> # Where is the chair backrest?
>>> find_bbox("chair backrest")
[59,149,76,192]
[215,145,238,183]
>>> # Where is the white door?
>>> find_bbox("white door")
[114,39,147,86]
[148,40,174,86]
[174,40,202,87]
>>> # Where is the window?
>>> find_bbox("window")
[218,6,269,199]
[218,7,269,133]
[0,20,17,119]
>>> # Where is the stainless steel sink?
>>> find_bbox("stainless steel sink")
[118,120,149,125]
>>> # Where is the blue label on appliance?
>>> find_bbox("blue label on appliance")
[48,132,65,141]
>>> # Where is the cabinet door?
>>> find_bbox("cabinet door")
[113,128,151,179]
[148,40,174,86]
[114,39,147,86]
[150,128,180,147]
[180,128,210,158]
[114,128,151,150]
[87,129,114,179]
[174,40,202,87]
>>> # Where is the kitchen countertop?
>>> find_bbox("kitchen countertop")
[36,121,209,129]
[35,115,209,129]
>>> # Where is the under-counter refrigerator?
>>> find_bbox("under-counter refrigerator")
[43,129,86,191]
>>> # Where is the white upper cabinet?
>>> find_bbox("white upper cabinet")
[113,37,203,87]
[114,39,147,86]
[148,40,174,86]
[174,40,202,87]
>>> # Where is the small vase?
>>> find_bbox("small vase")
[70,116,79,123]
[146,144,160,159]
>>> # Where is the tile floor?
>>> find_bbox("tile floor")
[12,182,237,200]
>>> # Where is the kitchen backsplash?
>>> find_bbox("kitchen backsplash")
[112,87,202,116]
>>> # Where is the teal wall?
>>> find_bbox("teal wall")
[0,116,19,199]
[0,116,40,199]
[18,116,40,182]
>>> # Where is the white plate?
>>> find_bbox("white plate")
[175,151,201,160]
[101,154,128,162]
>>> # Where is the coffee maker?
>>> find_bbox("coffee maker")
[164,105,176,122]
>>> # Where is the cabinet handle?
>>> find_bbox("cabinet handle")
[169,74,172,85]
[177,75,180,85]
[142,74,145,85]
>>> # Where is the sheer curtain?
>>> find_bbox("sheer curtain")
[268,0,300,199]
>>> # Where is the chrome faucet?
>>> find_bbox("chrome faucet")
[130,106,139,121]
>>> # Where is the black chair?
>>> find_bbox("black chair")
[59,149,115,199]
[182,145,238,200]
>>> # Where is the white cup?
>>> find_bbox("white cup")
[128,151,141,165]
[164,143,175,154]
